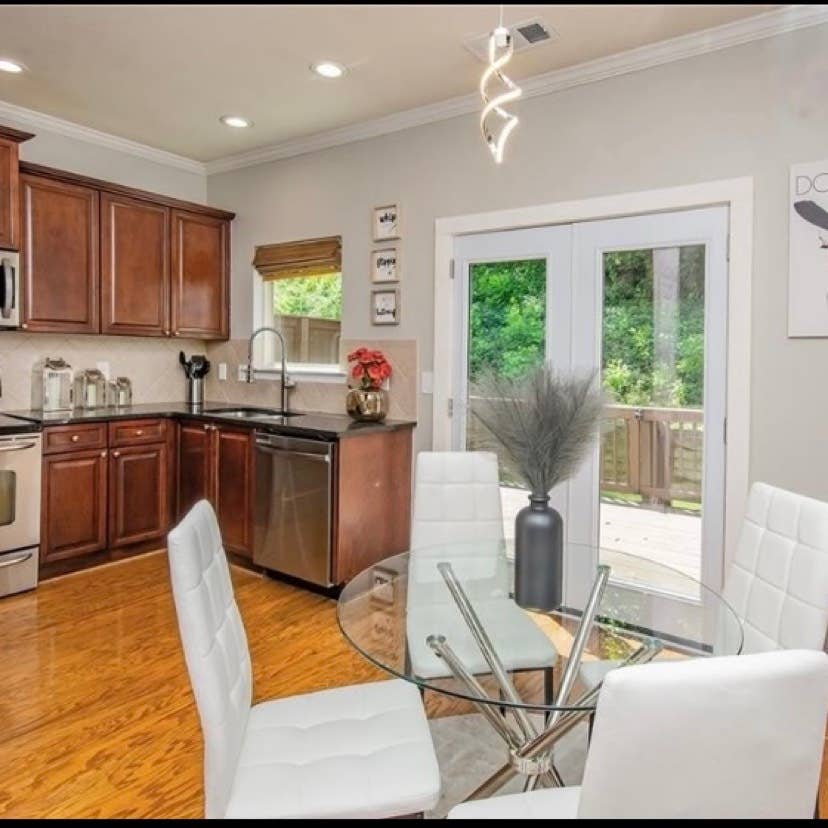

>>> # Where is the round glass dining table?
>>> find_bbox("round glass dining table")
[337,540,743,798]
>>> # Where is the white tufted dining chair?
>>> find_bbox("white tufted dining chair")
[410,451,505,548]
[406,451,557,691]
[449,649,828,819]
[168,500,441,819]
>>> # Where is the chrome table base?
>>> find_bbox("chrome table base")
[428,562,661,801]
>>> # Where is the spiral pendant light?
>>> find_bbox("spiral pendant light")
[480,6,522,163]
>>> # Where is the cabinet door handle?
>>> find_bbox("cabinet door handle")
[21,323,28,330]
[136,429,144,436]
[101,451,107,458]
[164,329,170,336]
[112,451,120,458]
[71,434,80,442]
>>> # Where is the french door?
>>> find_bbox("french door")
[451,206,729,607]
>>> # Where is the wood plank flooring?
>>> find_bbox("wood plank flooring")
[0,551,824,818]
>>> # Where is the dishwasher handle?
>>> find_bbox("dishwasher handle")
[255,441,331,463]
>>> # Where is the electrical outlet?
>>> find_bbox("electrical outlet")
[237,364,249,382]
[218,362,227,381]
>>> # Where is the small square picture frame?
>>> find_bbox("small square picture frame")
[371,288,400,326]
[372,203,401,241]
[371,246,401,283]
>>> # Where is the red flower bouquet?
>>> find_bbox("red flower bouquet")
[347,347,392,391]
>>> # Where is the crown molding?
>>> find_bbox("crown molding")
[0,99,207,175]
[206,4,828,175]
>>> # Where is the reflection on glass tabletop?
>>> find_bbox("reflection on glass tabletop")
[337,540,743,712]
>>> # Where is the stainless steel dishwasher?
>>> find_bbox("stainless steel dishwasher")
[253,432,334,587]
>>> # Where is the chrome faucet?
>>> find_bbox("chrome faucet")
[247,326,294,413]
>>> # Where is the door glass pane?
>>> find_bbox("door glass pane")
[0,470,16,526]
[600,246,705,598]
[465,259,546,539]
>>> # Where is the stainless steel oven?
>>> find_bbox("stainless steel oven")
[0,253,20,329]
[0,426,41,597]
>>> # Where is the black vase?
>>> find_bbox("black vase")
[514,494,563,612]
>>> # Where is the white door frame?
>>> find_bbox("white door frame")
[433,178,753,570]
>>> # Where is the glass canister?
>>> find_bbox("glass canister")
[109,377,132,408]
[74,369,108,410]
[31,357,73,412]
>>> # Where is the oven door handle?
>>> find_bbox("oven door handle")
[0,258,13,320]
[0,552,33,569]
[0,441,37,452]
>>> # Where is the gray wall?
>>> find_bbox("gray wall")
[207,24,828,500]
[6,115,206,202]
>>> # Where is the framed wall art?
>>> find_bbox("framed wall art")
[371,288,400,325]
[371,246,400,283]
[372,203,400,241]
[789,158,828,337]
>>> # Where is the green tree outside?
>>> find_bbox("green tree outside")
[468,247,705,409]
[272,273,342,320]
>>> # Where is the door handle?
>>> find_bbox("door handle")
[0,552,33,569]
[0,441,37,452]
[255,443,331,462]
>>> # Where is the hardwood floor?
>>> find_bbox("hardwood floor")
[0,551,825,818]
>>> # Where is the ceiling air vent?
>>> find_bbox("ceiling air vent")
[463,17,557,63]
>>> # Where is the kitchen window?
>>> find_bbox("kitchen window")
[254,236,343,376]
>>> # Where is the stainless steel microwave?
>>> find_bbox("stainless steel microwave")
[0,253,20,329]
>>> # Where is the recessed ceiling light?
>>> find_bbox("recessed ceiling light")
[220,115,252,129]
[0,58,25,74]
[311,61,345,79]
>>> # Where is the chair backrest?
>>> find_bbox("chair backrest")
[410,451,504,550]
[167,500,252,819]
[577,649,828,819]
[723,481,828,652]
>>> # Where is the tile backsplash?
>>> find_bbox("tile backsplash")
[0,332,203,410]
[205,338,419,421]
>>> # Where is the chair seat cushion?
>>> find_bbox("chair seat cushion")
[448,785,582,819]
[407,599,558,679]
[225,679,440,819]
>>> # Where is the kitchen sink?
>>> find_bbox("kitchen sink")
[205,407,301,418]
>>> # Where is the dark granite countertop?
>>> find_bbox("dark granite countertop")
[4,402,416,441]
[0,413,41,435]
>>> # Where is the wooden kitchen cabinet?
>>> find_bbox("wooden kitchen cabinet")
[213,426,254,557]
[177,421,212,517]
[108,442,170,549]
[176,421,253,558]
[41,447,108,563]
[101,192,170,336]
[171,210,229,340]
[0,125,33,251]
[21,174,100,333]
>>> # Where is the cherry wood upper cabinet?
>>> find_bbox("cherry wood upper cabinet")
[0,126,33,251]
[101,193,170,336]
[171,210,229,340]
[21,174,100,333]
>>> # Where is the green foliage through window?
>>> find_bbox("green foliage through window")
[272,273,342,320]
[467,246,705,409]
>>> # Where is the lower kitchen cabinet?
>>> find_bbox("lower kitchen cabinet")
[108,442,170,548]
[176,421,254,558]
[41,448,108,563]
[213,427,253,558]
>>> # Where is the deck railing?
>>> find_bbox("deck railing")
[601,404,703,505]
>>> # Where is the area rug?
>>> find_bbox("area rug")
[426,713,589,818]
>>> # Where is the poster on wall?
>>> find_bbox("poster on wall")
[789,159,828,337]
